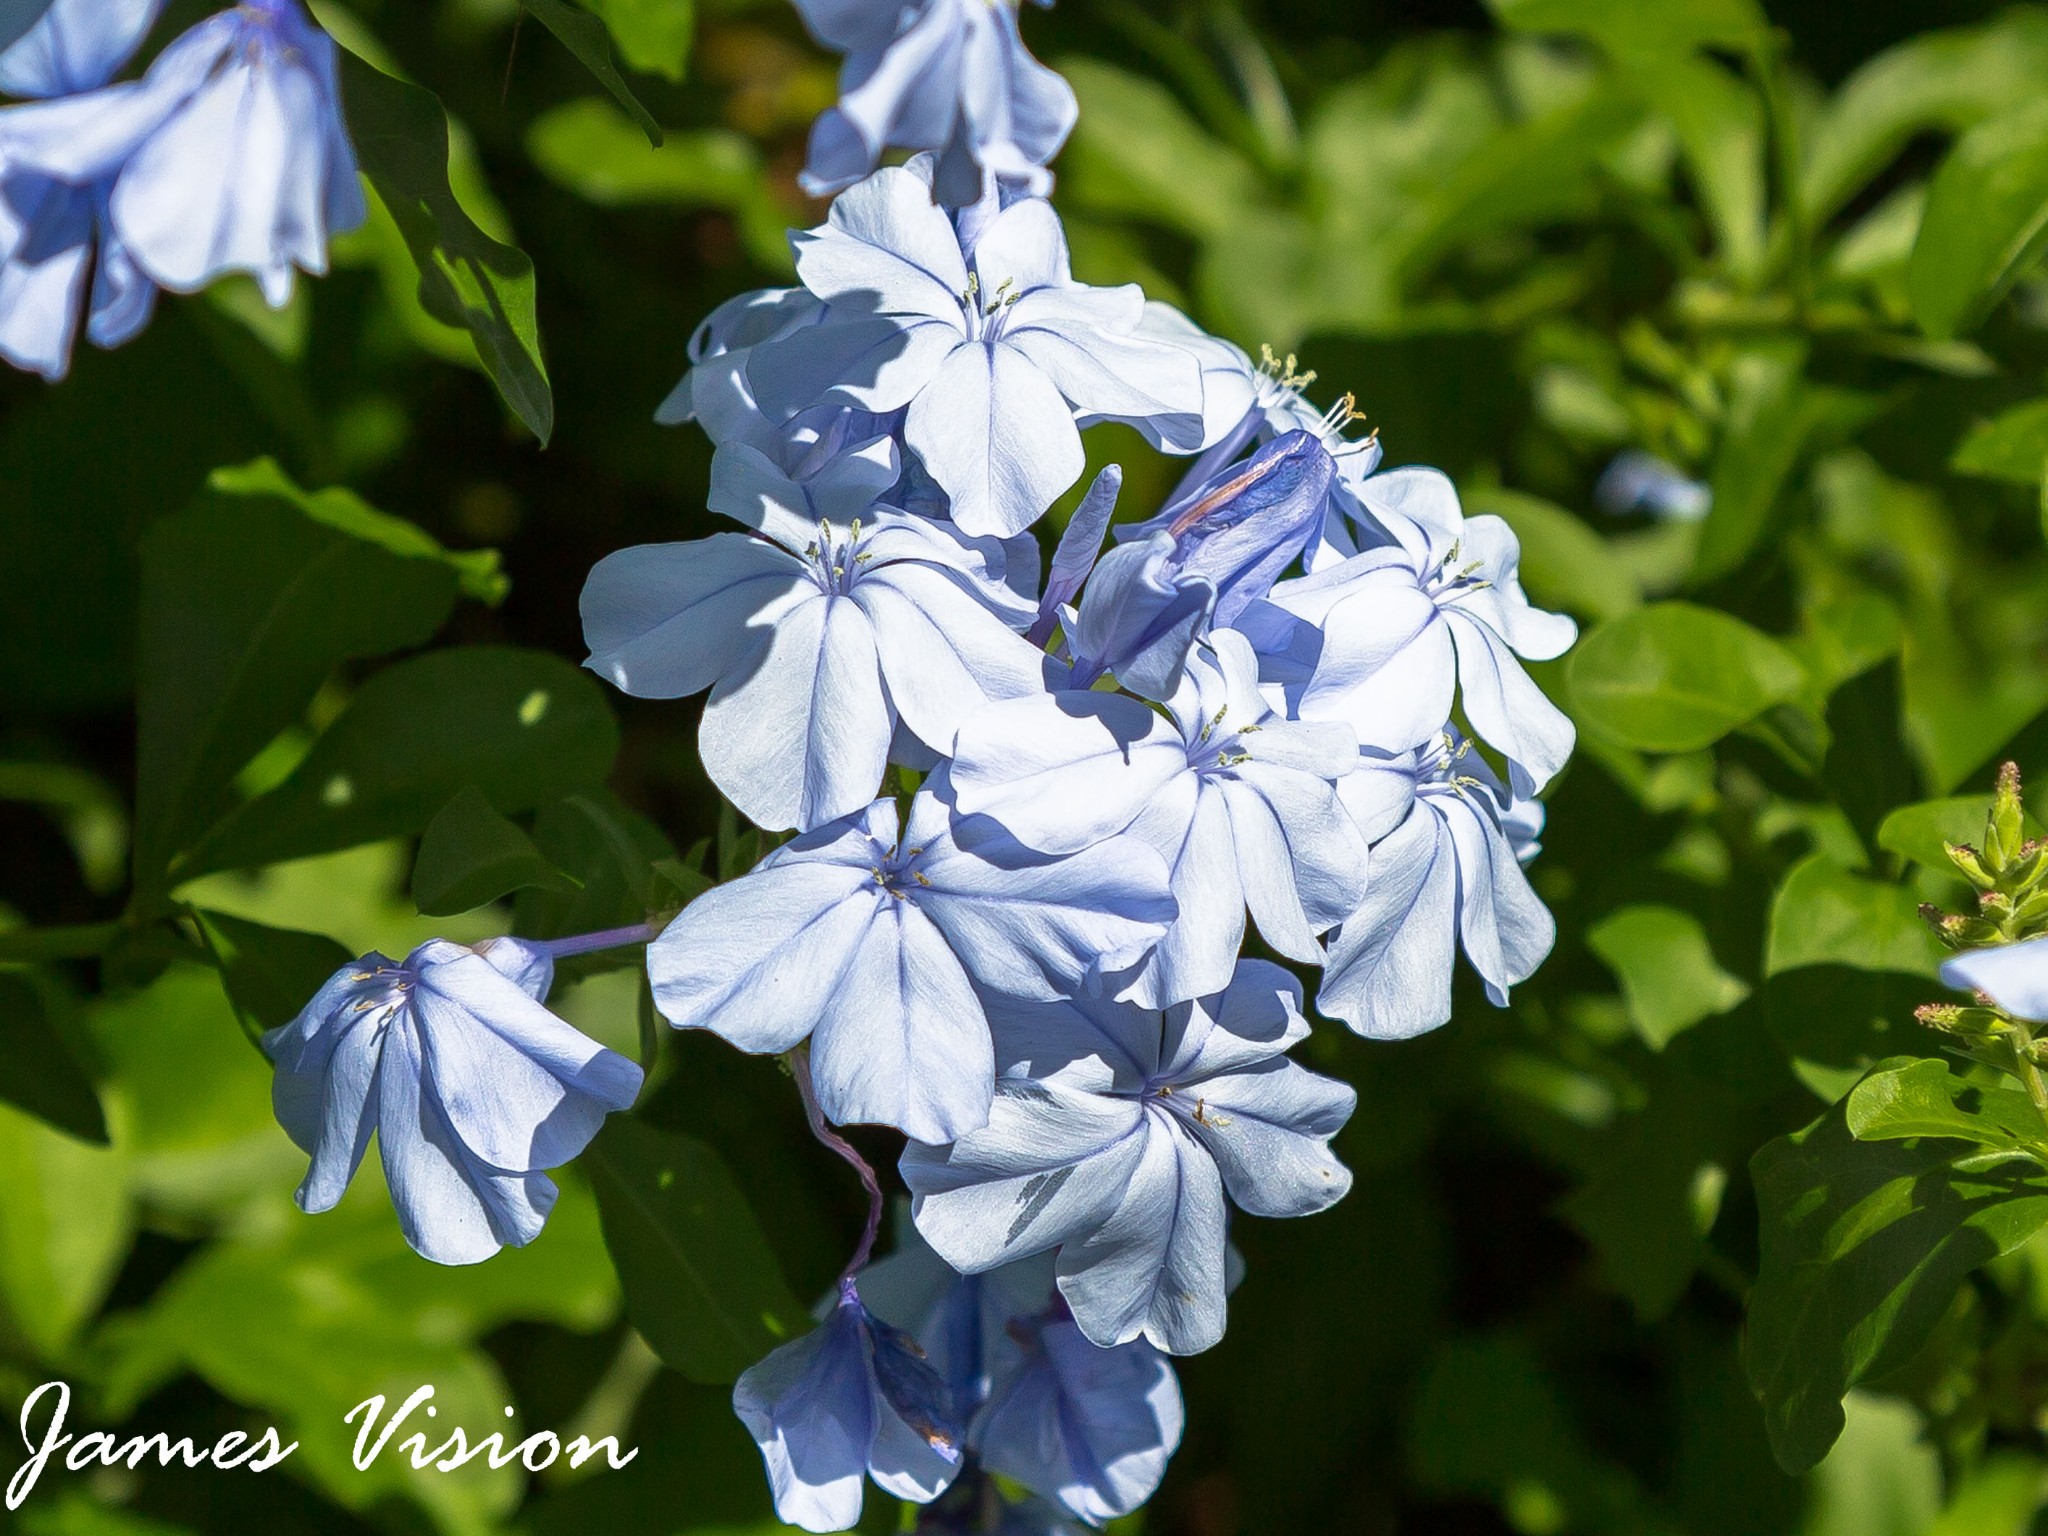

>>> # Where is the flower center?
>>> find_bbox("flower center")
[1423,539,1490,605]
[1191,703,1257,774]
[958,271,1021,343]
[868,841,933,899]
[803,519,872,596]
[1253,344,1377,457]
[1418,731,1486,799]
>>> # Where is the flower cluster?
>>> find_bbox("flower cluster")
[0,0,362,379]
[569,12,1578,1512]
[244,2,1578,1528]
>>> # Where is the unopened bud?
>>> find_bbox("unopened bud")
[1981,890,2015,919]
[1946,841,1995,890]
[1990,761,2026,868]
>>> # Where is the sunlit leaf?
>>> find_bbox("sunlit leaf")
[1586,904,1749,1049]
[1910,99,2048,339]
[1567,602,1805,752]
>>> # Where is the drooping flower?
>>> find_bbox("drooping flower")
[581,469,1046,831]
[264,936,644,1266]
[734,1276,965,1533]
[747,164,1209,537]
[1316,732,1556,1039]
[951,632,1369,1006]
[0,0,164,378]
[647,781,1175,1142]
[1241,483,1578,797]
[902,959,1355,1354]
[792,0,1076,207]
[0,0,365,378]
[1054,533,1214,700]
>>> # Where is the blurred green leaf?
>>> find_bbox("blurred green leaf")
[1801,1394,1942,1536]
[1748,1085,2048,1471]
[209,459,508,603]
[0,970,105,1145]
[1471,488,1642,622]
[1568,602,1805,752]
[1950,398,2048,485]
[179,647,619,881]
[1803,9,2048,224]
[0,760,129,894]
[134,481,459,897]
[1910,99,2048,340]
[516,791,677,947]
[189,908,353,1037]
[0,1099,130,1359]
[583,0,694,81]
[1695,342,1855,583]
[1924,1454,2045,1536]
[1877,795,2020,872]
[583,1115,806,1383]
[519,0,665,147]
[1488,0,1767,62]
[1586,904,1749,1049]
[1060,58,1264,240]
[413,785,579,917]
[339,52,555,444]
[1766,854,1944,978]
[1847,1058,2048,1154]
[1639,55,1766,277]
[527,99,792,273]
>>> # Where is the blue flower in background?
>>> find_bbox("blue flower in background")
[902,959,1355,1355]
[1316,732,1556,1039]
[748,164,1210,537]
[264,937,644,1266]
[792,0,1076,207]
[974,1311,1184,1526]
[1241,484,1578,797]
[734,1275,964,1533]
[581,475,1046,831]
[647,782,1174,1142]
[0,0,365,379]
[1941,937,2048,1018]
[1594,448,1712,523]
[0,0,163,378]
[953,632,1369,1007]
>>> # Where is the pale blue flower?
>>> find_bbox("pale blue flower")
[952,631,1369,1006]
[1242,484,1578,797]
[902,959,1355,1354]
[647,781,1175,1142]
[734,1276,964,1533]
[793,0,1076,206]
[1595,449,1712,523]
[1056,533,1214,700]
[1942,937,2048,1019]
[859,1218,1183,1525]
[748,164,1209,537]
[264,937,644,1266]
[1317,732,1556,1038]
[655,284,824,433]
[581,475,1045,831]
[0,0,162,97]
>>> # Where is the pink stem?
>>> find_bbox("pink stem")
[790,1046,885,1282]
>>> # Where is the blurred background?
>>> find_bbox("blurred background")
[9,0,2048,1532]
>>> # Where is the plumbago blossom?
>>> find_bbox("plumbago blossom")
[0,0,364,379]
[226,12,1585,1529]
[264,930,646,1266]
[792,0,1077,206]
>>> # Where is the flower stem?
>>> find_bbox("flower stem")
[536,922,657,960]
[788,1046,885,1282]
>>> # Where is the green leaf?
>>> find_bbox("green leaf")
[581,0,693,81]
[1487,0,1767,62]
[1692,342,1809,582]
[1877,795,2025,872]
[189,909,354,1037]
[1635,55,1766,278]
[1566,602,1805,752]
[1059,58,1264,240]
[134,481,459,895]
[1803,1395,1943,1536]
[1846,1058,2048,1154]
[208,458,508,603]
[1747,1089,2048,1471]
[413,785,579,917]
[1801,9,2048,224]
[1466,487,1642,621]
[583,1116,806,1383]
[338,52,554,444]
[178,647,620,882]
[515,790,677,948]
[1585,904,1750,1049]
[1766,855,1945,980]
[0,1100,129,1358]
[526,99,791,273]
[518,0,664,146]
[1950,398,2048,485]
[0,971,105,1145]
[1910,98,2048,340]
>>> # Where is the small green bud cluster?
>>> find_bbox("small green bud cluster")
[1921,763,2048,952]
